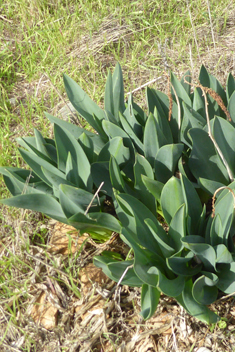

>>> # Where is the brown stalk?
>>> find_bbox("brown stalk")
[212,186,235,218]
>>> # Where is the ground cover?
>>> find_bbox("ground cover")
[1,0,235,351]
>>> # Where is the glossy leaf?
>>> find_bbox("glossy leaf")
[161,177,184,225]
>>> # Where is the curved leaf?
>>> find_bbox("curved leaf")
[141,284,161,320]
[192,274,218,305]
[161,177,184,225]
[155,143,184,183]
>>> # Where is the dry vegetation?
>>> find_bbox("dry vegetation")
[1,1,235,351]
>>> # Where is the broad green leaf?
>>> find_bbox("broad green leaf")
[68,212,121,233]
[2,173,51,197]
[212,116,235,177]
[168,204,186,252]
[155,144,184,183]
[226,72,235,101]
[102,120,136,174]
[213,190,234,247]
[171,71,192,107]
[209,214,223,246]
[178,279,219,324]
[119,113,144,154]
[147,88,179,142]
[123,94,143,139]
[161,177,184,225]
[228,91,235,127]
[180,69,191,96]
[41,166,73,197]
[133,153,155,213]
[94,256,142,287]
[45,112,105,153]
[188,128,229,184]
[182,237,216,272]
[54,124,92,191]
[91,161,112,196]
[134,153,154,188]
[193,87,206,120]
[116,194,163,255]
[63,73,105,125]
[181,102,206,147]
[132,101,148,125]
[78,132,95,164]
[0,193,66,222]
[141,284,160,320]
[98,137,130,168]
[181,174,202,236]
[17,136,57,166]
[148,266,185,296]
[198,178,225,196]
[141,176,164,203]
[215,244,233,264]
[112,63,125,119]
[59,184,100,217]
[109,156,126,193]
[199,65,221,117]
[59,187,85,218]
[209,74,227,107]
[122,228,168,284]
[192,274,218,305]
[145,218,175,258]
[167,252,202,276]
[104,70,114,117]
[18,148,65,187]
[217,262,235,294]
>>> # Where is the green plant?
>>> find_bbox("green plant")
[2,63,235,324]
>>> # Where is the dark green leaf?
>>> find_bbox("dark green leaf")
[178,279,219,324]
[0,193,66,222]
[167,252,202,276]
[188,128,229,184]
[141,176,164,203]
[54,124,92,191]
[192,274,218,305]
[155,144,184,183]
[217,262,235,294]
[98,137,130,168]
[141,284,161,320]
[168,204,186,252]
[68,212,121,233]
[226,72,235,101]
